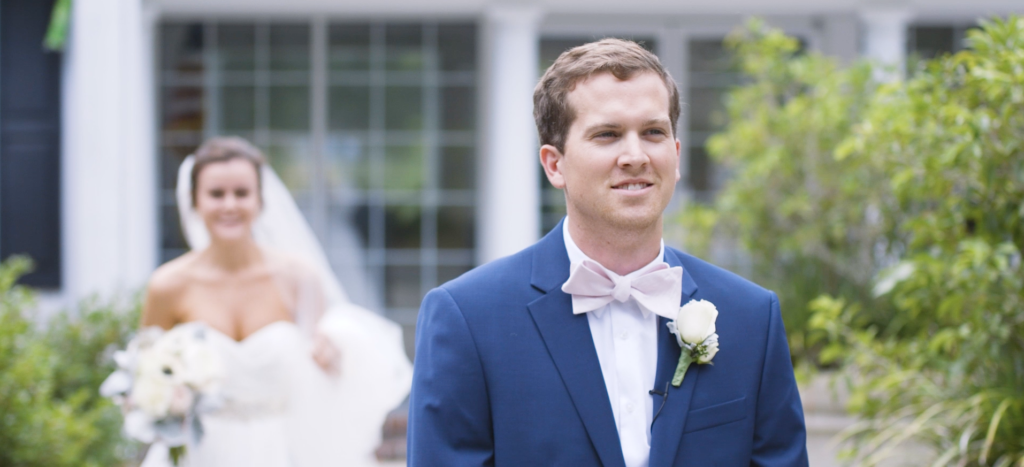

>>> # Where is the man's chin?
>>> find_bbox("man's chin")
[604,211,662,232]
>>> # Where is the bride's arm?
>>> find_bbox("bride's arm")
[275,256,340,373]
[140,266,183,330]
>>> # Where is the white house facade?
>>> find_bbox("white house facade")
[48,0,1019,336]
[0,0,1014,347]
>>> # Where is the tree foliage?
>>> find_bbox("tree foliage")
[0,257,142,467]
[686,15,1024,466]
[813,16,1024,465]
[678,19,894,364]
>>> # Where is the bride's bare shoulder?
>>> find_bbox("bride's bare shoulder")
[143,252,204,327]
[259,247,318,281]
[147,251,203,297]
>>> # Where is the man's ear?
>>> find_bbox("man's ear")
[539,144,567,189]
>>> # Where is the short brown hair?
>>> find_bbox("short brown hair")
[533,38,680,153]
[190,136,266,207]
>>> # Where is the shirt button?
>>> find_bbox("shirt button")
[626,402,635,413]
[619,332,629,340]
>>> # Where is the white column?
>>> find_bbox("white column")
[62,0,156,303]
[860,8,912,81]
[479,5,542,264]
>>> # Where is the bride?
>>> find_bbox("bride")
[139,136,412,467]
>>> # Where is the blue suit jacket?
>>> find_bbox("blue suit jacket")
[408,221,808,466]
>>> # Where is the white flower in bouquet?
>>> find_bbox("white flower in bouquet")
[101,325,225,465]
[176,338,223,392]
[130,370,174,419]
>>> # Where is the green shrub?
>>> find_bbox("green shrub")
[676,19,895,365]
[0,257,142,467]
[685,15,1024,464]
[811,16,1024,465]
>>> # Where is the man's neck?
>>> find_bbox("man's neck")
[565,216,663,276]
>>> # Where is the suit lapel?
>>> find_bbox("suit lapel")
[527,221,627,467]
[648,250,700,467]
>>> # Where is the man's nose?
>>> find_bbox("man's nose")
[618,132,649,168]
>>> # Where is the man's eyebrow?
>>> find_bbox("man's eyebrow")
[643,118,672,127]
[582,123,623,134]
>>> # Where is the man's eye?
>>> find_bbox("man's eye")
[209,189,225,198]
[235,189,249,198]
[595,131,617,139]
[646,128,667,136]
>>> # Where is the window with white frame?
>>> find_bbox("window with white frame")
[159,21,478,355]
[686,37,738,204]
[907,23,976,65]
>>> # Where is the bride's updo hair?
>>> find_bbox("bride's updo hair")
[190,136,267,207]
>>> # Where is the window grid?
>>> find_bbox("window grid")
[159,21,478,340]
[907,24,976,66]
[685,38,737,204]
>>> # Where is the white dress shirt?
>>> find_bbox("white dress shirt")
[562,220,662,467]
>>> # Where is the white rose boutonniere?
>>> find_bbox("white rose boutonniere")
[665,299,719,387]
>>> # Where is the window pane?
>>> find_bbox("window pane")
[338,203,370,248]
[687,89,727,133]
[540,39,586,71]
[437,206,474,249]
[438,265,472,285]
[688,146,714,200]
[329,86,370,130]
[689,40,732,73]
[385,86,423,130]
[439,146,473,190]
[220,86,255,130]
[329,23,371,72]
[385,24,423,72]
[270,24,310,71]
[910,26,956,60]
[217,24,255,71]
[161,205,188,251]
[441,85,474,131]
[162,86,204,131]
[266,139,312,192]
[327,134,370,190]
[161,23,204,73]
[438,24,476,71]
[540,37,654,72]
[161,146,196,190]
[269,86,310,130]
[541,198,566,234]
[385,265,421,308]
[384,145,424,190]
[385,205,421,248]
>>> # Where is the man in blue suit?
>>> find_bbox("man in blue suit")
[408,38,808,466]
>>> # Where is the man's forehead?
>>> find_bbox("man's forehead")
[567,72,670,114]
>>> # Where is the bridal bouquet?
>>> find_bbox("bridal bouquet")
[101,325,225,464]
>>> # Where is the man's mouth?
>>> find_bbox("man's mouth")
[613,182,653,191]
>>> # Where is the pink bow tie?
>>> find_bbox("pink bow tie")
[561,259,683,319]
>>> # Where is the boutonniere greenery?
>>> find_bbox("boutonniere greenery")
[665,299,720,387]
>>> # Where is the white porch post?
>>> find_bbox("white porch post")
[62,0,156,302]
[479,5,542,264]
[860,8,912,81]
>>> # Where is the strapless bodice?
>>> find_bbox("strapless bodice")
[187,321,308,420]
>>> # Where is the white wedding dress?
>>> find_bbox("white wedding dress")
[139,156,413,467]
